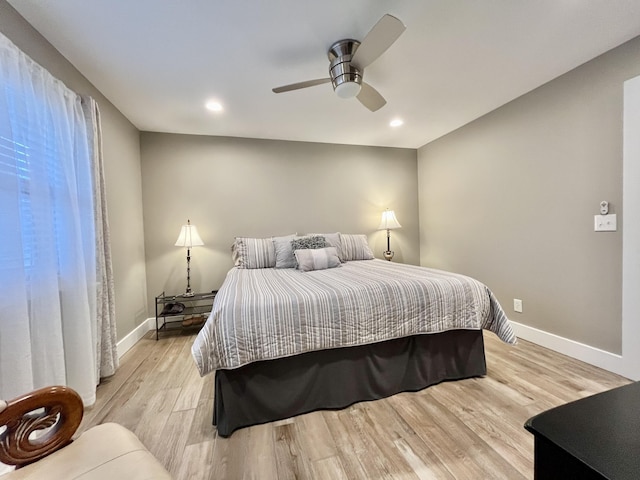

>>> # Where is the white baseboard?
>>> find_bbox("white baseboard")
[510,321,628,378]
[114,317,630,378]
[116,317,155,359]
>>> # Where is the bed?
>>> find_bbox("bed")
[192,235,516,437]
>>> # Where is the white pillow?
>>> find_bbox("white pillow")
[294,247,341,272]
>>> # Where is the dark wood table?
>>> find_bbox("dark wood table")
[525,381,640,479]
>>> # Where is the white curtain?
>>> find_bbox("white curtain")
[83,96,118,379]
[0,32,116,405]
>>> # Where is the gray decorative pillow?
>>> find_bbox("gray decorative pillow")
[273,234,297,268]
[291,235,326,251]
[294,247,341,272]
[307,232,343,262]
[231,236,277,268]
[340,234,374,261]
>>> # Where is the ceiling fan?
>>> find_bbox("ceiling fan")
[272,14,406,112]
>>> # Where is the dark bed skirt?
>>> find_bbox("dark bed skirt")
[213,329,486,437]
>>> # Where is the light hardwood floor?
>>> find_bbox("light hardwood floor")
[79,331,630,479]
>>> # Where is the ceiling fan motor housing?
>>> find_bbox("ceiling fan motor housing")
[328,39,362,98]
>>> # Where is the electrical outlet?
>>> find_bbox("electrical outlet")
[513,299,523,313]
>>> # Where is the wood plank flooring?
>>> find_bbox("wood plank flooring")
[79,331,630,479]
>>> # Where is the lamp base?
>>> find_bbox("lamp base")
[183,250,195,297]
[383,250,394,261]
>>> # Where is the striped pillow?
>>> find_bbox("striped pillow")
[294,247,341,272]
[340,234,374,261]
[232,237,276,269]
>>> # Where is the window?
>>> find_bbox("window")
[0,31,105,404]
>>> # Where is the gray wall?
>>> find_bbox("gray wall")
[9,0,639,357]
[0,1,149,341]
[140,133,418,306]
[418,35,640,354]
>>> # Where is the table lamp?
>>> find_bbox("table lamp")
[175,219,204,296]
[378,209,401,261]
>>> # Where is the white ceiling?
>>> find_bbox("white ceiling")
[8,1,640,149]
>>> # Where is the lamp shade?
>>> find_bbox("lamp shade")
[175,220,204,247]
[378,209,402,230]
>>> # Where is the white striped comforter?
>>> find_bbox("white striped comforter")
[191,259,516,376]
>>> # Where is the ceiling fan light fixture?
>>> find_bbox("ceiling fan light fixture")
[329,41,363,100]
[271,15,405,112]
[335,81,362,99]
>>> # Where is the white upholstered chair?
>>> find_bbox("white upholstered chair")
[0,386,172,479]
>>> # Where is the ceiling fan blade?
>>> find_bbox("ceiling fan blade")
[350,14,406,70]
[272,78,331,93]
[357,82,386,112]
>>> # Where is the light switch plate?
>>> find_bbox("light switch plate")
[594,214,617,232]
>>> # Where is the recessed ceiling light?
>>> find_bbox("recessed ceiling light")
[205,100,223,112]
[390,119,404,127]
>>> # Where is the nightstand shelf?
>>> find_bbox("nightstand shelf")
[155,291,216,340]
